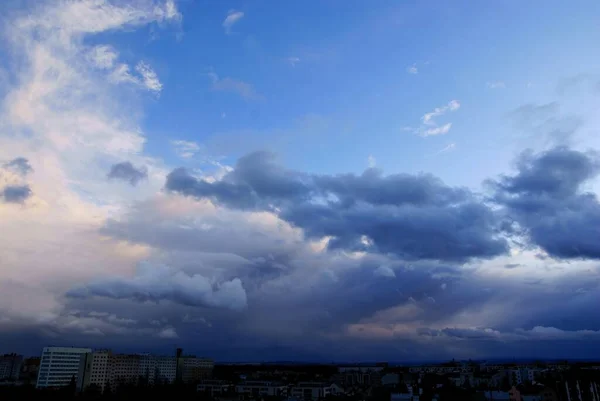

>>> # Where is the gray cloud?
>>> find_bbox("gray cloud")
[68,262,247,311]
[166,151,508,262]
[107,161,148,186]
[3,157,33,176]
[490,146,600,259]
[1,184,32,203]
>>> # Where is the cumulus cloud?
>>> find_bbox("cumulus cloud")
[489,146,600,259]
[108,162,148,186]
[166,151,508,262]
[69,262,248,311]
[223,10,244,34]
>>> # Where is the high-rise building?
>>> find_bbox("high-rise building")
[77,350,111,391]
[0,353,23,381]
[36,347,92,388]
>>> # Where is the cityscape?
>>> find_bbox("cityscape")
[2,348,600,400]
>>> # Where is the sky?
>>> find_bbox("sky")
[1,0,600,363]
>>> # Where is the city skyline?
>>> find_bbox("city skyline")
[1,0,600,362]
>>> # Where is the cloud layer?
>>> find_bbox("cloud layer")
[1,0,600,362]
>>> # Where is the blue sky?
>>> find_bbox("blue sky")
[1,0,600,362]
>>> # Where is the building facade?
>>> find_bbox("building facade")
[36,347,92,388]
[77,350,111,391]
[0,353,23,381]
[181,356,214,383]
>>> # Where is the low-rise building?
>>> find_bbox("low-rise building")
[197,379,233,396]
[236,380,289,397]
[290,382,342,400]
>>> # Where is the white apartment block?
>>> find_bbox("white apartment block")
[37,347,92,388]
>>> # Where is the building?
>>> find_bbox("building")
[236,380,289,397]
[108,353,140,387]
[36,347,92,388]
[336,366,384,387]
[20,357,40,384]
[0,354,23,381]
[72,349,213,392]
[139,354,176,384]
[197,379,233,396]
[290,382,342,400]
[181,356,214,383]
[77,350,111,391]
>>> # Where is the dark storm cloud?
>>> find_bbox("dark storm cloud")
[107,161,148,186]
[166,151,509,262]
[1,184,32,203]
[3,157,33,176]
[490,146,600,259]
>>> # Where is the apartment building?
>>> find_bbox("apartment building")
[181,356,214,383]
[36,347,92,388]
[0,353,23,381]
[77,350,111,391]
[139,354,176,384]
[109,353,140,386]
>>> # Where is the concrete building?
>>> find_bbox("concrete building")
[109,353,140,386]
[73,349,213,392]
[236,380,289,397]
[0,354,23,381]
[36,347,92,388]
[77,350,111,391]
[181,356,214,383]
[139,354,176,384]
